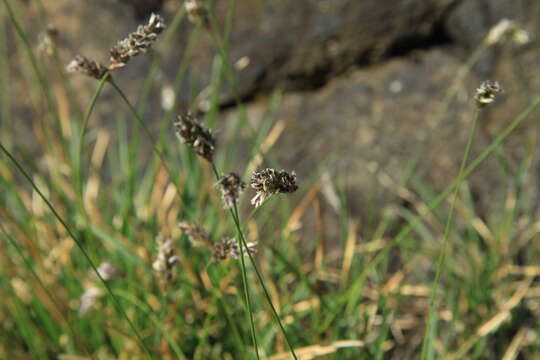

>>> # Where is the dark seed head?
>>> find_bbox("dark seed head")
[250,168,297,207]
[174,113,216,162]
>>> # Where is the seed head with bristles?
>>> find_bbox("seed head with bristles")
[37,24,59,56]
[66,55,108,80]
[178,221,210,247]
[250,168,298,208]
[485,19,530,46]
[217,173,246,209]
[96,261,123,281]
[109,13,166,70]
[78,286,103,316]
[212,237,257,262]
[174,113,216,162]
[152,234,179,285]
[475,80,502,108]
[185,0,210,27]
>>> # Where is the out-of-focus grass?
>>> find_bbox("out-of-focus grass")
[1,0,540,359]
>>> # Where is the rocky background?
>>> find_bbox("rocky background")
[8,0,540,223]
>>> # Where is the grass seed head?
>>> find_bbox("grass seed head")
[37,24,59,56]
[212,237,257,262]
[152,234,179,285]
[178,221,210,247]
[250,168,298,207]
[78,287,103,316]
[185,0,210,27]
[96,261,123,281]
[174,113,216,162]
[109,13,165,70]
[217,173,246,209]
[475,80,502,108]
[66,55,108,79]
[485,19,530,46]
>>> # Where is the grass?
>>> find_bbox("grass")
[1,1,540,359]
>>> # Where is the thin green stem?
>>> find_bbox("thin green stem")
[108,80,183,199]
[420,110,480,359]
[213,163,298,359]
[401,43,489,184]
[76,73,110,197]
[206,268,247,353]
[112,289,187,360]
[109,80,161,156]
[201,11,300,355]
[0,222,97,360]
[0,142,154,360]
[231,204,299,360]
[211,164,260,359]
[79,74,111,149]
[235,205,261,360]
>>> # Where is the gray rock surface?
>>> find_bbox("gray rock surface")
[8,0,540,218]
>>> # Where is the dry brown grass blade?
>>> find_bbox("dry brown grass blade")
[283,180,321,238]
[501,327,530,360]
[149,167,171,220]
[158,183,178,230]
[313,198,325,272]
[0,208,42,264]
[355,237,387,253]
[54,79,71,138]
[470,217,493,242]
[0,159,12,180]
[84,129,110,216]
[245,119,286,176]
[340,219,358,288]
[507,265,540,277]
[292,297,320,313]
[268,340,365,360]
[447,277,533,359]
[477,279,532,337]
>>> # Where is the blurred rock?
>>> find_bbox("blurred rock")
[186,0,453,103]
[8,0,540,220]
[113,0,165,19]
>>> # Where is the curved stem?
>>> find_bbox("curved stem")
[76,73,110,198]
[235,204,261,360]
[108,80,184,202]
[401,43,489,183]
[202,11,300,355]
